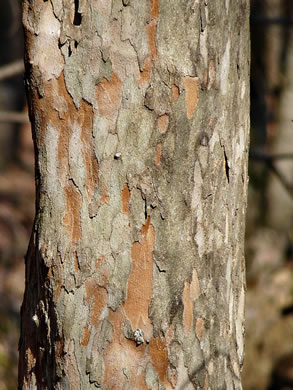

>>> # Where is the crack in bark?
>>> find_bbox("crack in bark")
[73,0,82,26]
[224,148,230,183]
[220,141,230,184]
[200,0,207,32]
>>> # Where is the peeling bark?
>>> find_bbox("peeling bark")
[19,0,250,389]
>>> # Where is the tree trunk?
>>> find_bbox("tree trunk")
[19,1,250,389]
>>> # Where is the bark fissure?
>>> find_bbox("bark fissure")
[224,147,230,184]
[73,0,82,26]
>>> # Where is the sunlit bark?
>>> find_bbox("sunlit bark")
[19,1,250,389]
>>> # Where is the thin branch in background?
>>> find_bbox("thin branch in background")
[0,111,29,123]
[268,153,293,160]
[250,149,293,198]
[0,59,24,81]
[250,16,293,25]
[269,163,293,197]
[250,150,293,161]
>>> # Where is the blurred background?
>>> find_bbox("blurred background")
[0,0,292,389]
[245,1,293,389]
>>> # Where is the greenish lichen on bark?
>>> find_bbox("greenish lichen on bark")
[19,0,250,389]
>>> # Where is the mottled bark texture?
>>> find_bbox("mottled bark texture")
[19,0,250,389]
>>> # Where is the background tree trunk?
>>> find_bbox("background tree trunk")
[19,1,250,389]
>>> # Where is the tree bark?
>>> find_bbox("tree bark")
[19,0,250,389]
